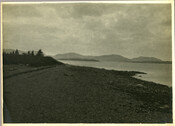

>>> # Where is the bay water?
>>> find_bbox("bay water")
[59,60,172,87]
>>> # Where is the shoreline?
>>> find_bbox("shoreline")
[59,60,172,87]
[3,64,172,123]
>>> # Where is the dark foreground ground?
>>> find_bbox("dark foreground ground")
[3,64,172,123]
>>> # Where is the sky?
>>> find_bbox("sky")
[2,3,172,60]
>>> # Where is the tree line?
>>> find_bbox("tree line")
[3,49,44,57]
[3,49,64,67]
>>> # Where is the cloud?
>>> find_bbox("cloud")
[3,4,42,19]
[2,3,172,60]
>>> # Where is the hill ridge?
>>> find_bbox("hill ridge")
[53,52,170,63]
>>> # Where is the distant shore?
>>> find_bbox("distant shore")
[3,64,172,123]
[59,58,99,62]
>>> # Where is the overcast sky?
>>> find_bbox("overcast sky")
[2,3,172,60]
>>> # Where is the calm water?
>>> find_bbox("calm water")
[59,60,172,87]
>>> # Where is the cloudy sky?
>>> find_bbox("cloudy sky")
[2,3,172,60]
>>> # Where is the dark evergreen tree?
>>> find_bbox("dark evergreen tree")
[36,49,44,57]
[31,51,34,56]
[15,49,19,55]
[28,51,31,56]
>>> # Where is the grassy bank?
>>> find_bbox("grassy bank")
[3,64,172,123]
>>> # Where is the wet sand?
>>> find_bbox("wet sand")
[3,64,172,123]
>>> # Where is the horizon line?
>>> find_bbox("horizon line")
[3,48,172,61]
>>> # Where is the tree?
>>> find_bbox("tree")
[36,49,44,57]
[31,51,34,56]
[15,49,19,55]
[27,51,31,56]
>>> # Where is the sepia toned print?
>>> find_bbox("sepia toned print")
[2,2,173,123]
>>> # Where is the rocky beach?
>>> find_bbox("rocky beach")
[3,64,172,123]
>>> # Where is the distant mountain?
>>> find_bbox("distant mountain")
[59,58,99,62]
[54,52,171,63]
[54,53,130,62]
[95,54,130,62]
[131,56,162,62]
[131,56,172,64]
[54,53,91,59]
